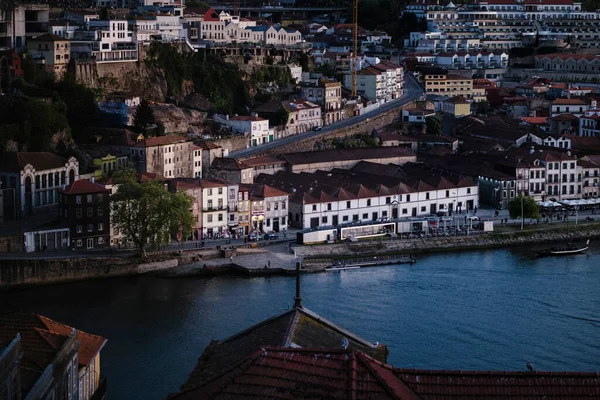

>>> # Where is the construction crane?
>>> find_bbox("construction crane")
[233,0,239,16]
[351,0,358,97]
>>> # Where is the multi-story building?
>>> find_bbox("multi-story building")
[196,140,225,179]
[0,3,49,50]
[209,157,254,184]
[0,152,79,217]
[60,179,110,250]
[424,71,473,98]
[579,108,600,137]
[26,33,70,78]
[237,185,252,235]
[550,98,592,118]
[168,178,203,241]
[115,133,202,179]
[69,19,138,63]
[578,158,600,198]
[247,184,289,233]
[281,100,322,136]
[256,162,479,229]
[515,148,582,201]
[226,115,274,147]
[344,61,404,105]
[199,179,228,239]
[300,78,344,125]
[0,313,107,400]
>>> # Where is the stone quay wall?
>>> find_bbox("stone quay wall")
[296,225,600,262]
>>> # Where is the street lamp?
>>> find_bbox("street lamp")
[520,195,524,230]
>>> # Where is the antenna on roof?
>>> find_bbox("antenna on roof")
[294,261,303,309]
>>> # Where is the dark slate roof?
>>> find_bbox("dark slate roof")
[181,306,386,390]
[0,152,68,173]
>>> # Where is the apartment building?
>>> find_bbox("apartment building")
[343,61,404,104]
[60,179,110,250]
[281,100,322,136]
[516,149,582,201]
[424,71,473,98]
[435,51,508,70]
[26,33,70,78]
[550,98,593,117]
[0,3,49,50]
[199,179,228,238]
[300,78,344,125]
[116,133,202,179]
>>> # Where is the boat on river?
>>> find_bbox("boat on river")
[534,239,590,256]
[325,265,361,271]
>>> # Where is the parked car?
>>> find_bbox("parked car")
[466,215,479,221]
[266,233,279,240]
[312,126,322,131]
[248,233,262,241]
[436,211,448,217]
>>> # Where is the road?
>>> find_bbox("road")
[231,73,425,159]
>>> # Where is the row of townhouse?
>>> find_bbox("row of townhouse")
[300,78,344,125]
[536,54,600,73]
[185,8,302,47]
[168,178,289,238]
[255,161,479,230]
[412,50,509,70]
[423,69,474,98]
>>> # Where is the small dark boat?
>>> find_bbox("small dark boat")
[535,239,590,256]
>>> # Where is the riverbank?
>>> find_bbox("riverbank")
[2,223,600,289]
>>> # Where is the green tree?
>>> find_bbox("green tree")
[508,195,540,228]
[269,105,290,127]
[134,100,156,132]
[111,171,194,257]
[476,100,489,115]
[425,114,443,135]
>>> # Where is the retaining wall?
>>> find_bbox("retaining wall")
[297,226,600,260]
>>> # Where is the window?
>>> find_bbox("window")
[321,216,327,223]
[367,199,371,206]
[386,197,391,204]
[218,213,223,222]
[467,188,471,194]
[208,188,212,195]
[342,215,349,221]
[77,240,82,247]
[98,237,104,245]
[230,189,235,199]
[346,201,351,209]
[98,223,103,231]
[218,187,223,195]
[76,209,82,218]
[87,224,93,232]
[282,202,286,210]
[87,208,93,217]
[362,213,368,219]
[327,203,332,211]
[207,214,213,222]
[402,208,408,214]
[312,205,317,211]
[98,207,103,216]
[76,225,82,233]
[76,195,82,204]
[87,195,93,203]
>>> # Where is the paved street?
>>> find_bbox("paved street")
[230,73,425,158]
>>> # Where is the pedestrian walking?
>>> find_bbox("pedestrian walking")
[268,260,271,268]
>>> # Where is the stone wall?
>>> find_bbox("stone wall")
[0,256,181,289]
[297,225,600,261]
[260,105,406,156]
[213,135,249,153]
[0,234,23,253]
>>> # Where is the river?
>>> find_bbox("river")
[1,246,600,399]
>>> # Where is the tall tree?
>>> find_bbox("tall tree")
[425,114,443,135]
[134,100,156,132]
[111,171,194,257]
[508,195,540,227]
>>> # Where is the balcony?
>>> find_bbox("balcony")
[203,206,228,212]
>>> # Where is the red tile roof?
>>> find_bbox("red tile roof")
[169,347,600,400]
[551,98,587,105]
[0,313,107,395]
[60,179,109,195]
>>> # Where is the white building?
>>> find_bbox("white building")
[580,109,600,137]
[256,162,479,229]
[70,19,138,63]
[199,179,228,238]
[281,100,322,136]
[225,115,274,147]
[0,152,79,217]
[344,61,404,104]
[551,98,593,118]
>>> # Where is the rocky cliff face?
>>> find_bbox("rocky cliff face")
[151,103,207,134]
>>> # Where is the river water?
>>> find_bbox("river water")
[2,246,600,400]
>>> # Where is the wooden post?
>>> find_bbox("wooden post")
[293,261,302,308]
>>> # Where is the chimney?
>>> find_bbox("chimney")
[90,176,94,183]
[226,114,229,120]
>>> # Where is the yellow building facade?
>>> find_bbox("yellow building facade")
[425,72,473,98]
